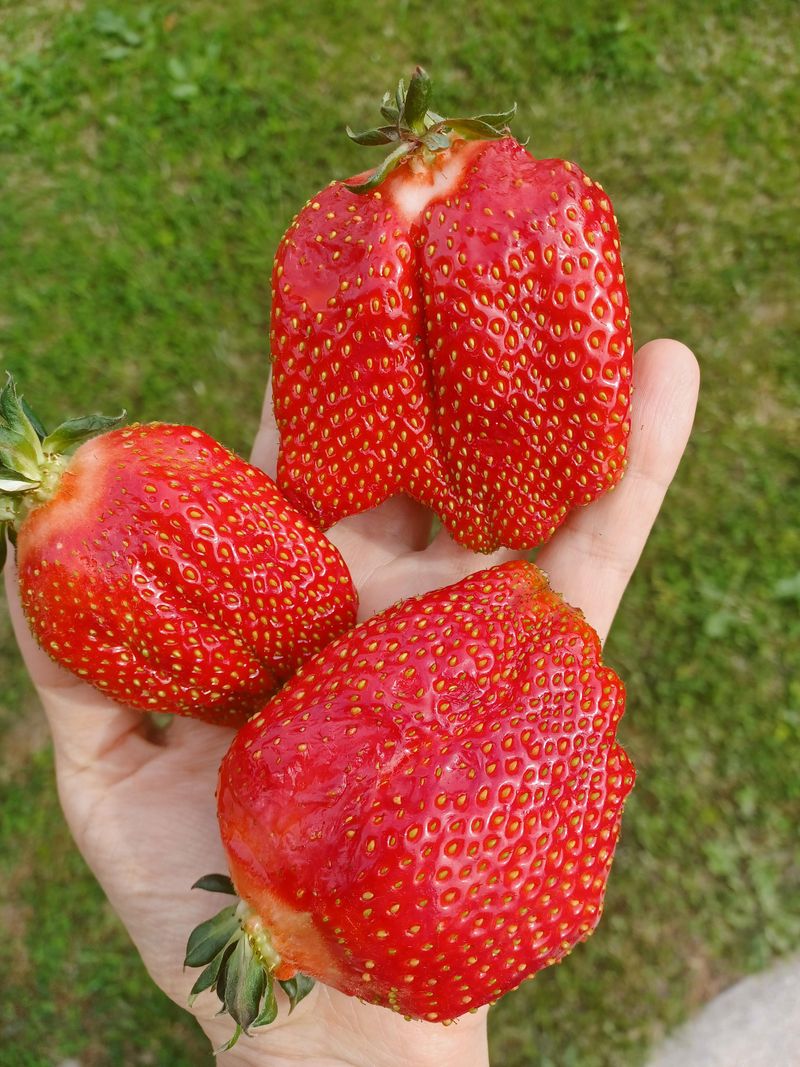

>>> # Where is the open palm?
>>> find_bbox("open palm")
[5,339,698,1067]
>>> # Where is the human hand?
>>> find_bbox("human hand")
[5,338,698,1067]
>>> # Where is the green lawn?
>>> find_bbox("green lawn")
[1,2,798,1065]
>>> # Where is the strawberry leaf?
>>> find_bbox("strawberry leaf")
[0,374,125,526]
[401,66,431,133]
[472,105,518,128]
[345,125,400,146]
[446,117,512,140]
[0,466,37,493]
[192,872,237,895]
[183,904,238,967]
[345,141,414,194]
[0,426,25,453]
[224,936,267,1032]
[216,1025,244,1054]
[0,375,44,477]
[251,977,279,1027]
[188,942,235,1003]
[278,972,315,1012]
[0,378,41,455]
[379,91,399,123]
[20,398,47,441]
[185,883,298,1047]
[344,68,515,194]
[42,411,126,456]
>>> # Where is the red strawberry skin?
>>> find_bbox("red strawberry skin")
[16,423,358,726]
[271,137,633,552]
[217,560,634,1020]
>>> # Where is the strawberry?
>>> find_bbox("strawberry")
[270,67,633,553]
[187,560,633,1040]
[0,375,357,726]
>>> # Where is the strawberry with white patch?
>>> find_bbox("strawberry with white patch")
[0,376,358,725]
[271,68,633,552]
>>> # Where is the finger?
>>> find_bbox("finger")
[250,371,280,478]
[368,531,523,615]
[536,338,700,641]
[325,496,434,596]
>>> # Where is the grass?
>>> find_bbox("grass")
[1,1,798,1064]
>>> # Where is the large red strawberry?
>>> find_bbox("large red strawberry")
[270,68,633,553]
[0,375,357,726]
[186,560,633,1041]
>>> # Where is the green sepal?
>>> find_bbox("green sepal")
[0,373,126,529]
[446,116,516,140]
[0,466,37,493]
[278,972,315,1013]
[0,496,19,527]
[345,125,400,146]
[216,1025,243,1054]
[379,99,400,123]
[421,130,451,152]
[0,379,43,471]
[343,67,516,195]
[185,873,315,1049]
[20,398,47,441]
[188,941,236,1004]
[345,140,415,193]
[0,425,26,452]
[251,978,278,1027]
[224,936,267,1032]
[191,872,237,895]
[42,411,126,456]
[400,66,431,133]
[473,105,518,127]
[184,904,239,968]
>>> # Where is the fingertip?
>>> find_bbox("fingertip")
[635,337,700,412]
[629,337,700,476]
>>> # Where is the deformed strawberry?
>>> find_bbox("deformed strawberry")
[0,375,357,726]
[270,67,633,552]
[187,560,634,1040]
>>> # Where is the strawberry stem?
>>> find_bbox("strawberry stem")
[345,66,516,193]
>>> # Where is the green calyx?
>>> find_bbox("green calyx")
[185,874,314,1051]
[345,65,516,193]
[0,373,125,569]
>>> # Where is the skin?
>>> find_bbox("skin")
[5,338,699,1067]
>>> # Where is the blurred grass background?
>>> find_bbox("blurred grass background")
[1,1,798,1064]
